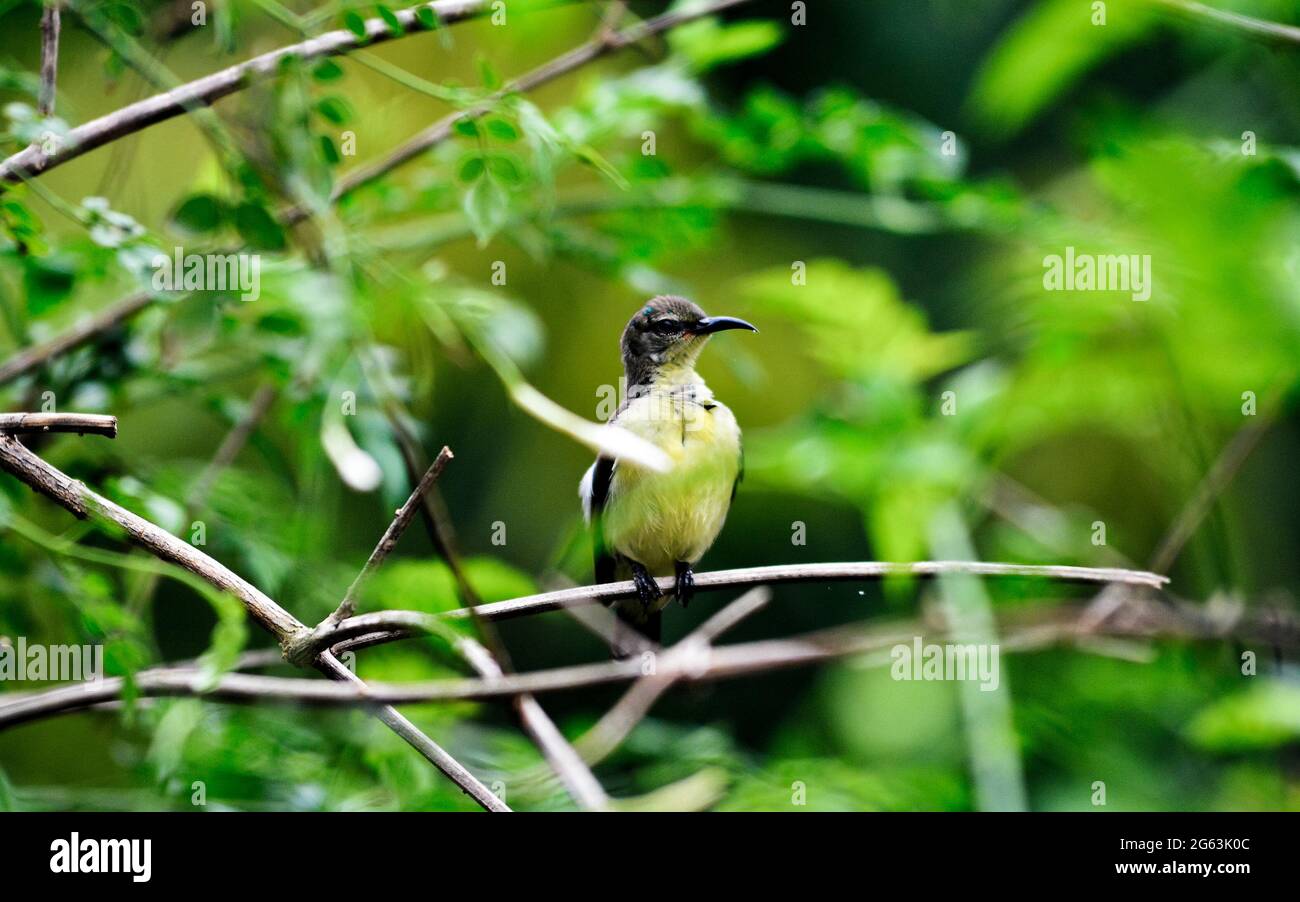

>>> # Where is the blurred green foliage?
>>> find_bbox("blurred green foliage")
[0,0,1297,811]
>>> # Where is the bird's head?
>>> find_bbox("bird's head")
[620,295,756,383]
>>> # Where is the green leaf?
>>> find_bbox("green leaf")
[171,193,226,234]
[343,10,369,39]
[315,95,354,125]
[23,254,76,316]
[312,58,345,81]
[573,144,629,189]
[458,155,485,182]
[967,0,1157,138]
[453,117,480,138]
[486,154,522,185]
[737,259,972,382]
[377,4,403,35]
[320,134,341,165]
[233,202,287,251]
[478,56,501,90]
[415,7,439,29]
[484,117,518,142]
[669,18,784,72]
[1186,681,1300,752]
[462,174,510,246]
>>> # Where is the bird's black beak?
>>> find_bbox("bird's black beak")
[693,315,758,335]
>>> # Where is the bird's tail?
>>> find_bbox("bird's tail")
[611,606,660,659]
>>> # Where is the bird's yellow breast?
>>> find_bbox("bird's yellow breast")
[601,374,740,576]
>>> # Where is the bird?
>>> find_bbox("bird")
[580,295,756,652]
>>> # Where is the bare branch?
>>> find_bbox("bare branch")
[0,427,503,809]
[0,0,757,382]
[321,0,758,204]
[439,561,1171,623]
[0,290,154,387]
[38,2,60,117]
[0,412,116,437]
[0,432,304,639]
[0,0,539,182]
[1148,376,1291,573]
[315,650,510,811]
[322,447,454,630]
[455,636,608,810]
[185,383,279,509]
[571,587,771,769]
[3,596,1291,729]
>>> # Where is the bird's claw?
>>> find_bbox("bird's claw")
[674,562,695,609]
[630,562,662,615]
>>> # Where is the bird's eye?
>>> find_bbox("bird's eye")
[652,319,680,334]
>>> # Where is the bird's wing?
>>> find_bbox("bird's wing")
[580,456,618,583]
[731,438,744,503]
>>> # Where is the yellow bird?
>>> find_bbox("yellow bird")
[580,296,756,648]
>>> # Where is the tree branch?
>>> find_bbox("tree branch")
[0,289,154,386]
[0,0,756,387]
[0,412,117,437]
[320,446,454,632]
[0,423,504,810]
[0,431,304,639]
[314,650,510,811]
[38,2,60,117]
[437,561,1171,623]
[569,586,771,769]
[454,635,609,810]
[296,430,605,809]
[0,0,540,182]
[2,595,1290,729]
[319,0,756,205]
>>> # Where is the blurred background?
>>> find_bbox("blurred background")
[0,0,1298,810]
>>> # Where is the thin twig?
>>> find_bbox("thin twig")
[1148,378,1290,573]
[2,597,1290,728]
[314,650,510,811]
[0,290,154,386]
[0,0,755,384]
[38,2,60,117]
[455,636,608,810]
[320,0,756,206]
[185,384,279,509]
[0,412,116,437]
[571,587,771,769]
[1150,0,1300,45]
[0,426,502,809]
[434,561,1171,623]
[0,0,540,182]
[323,447,454,630]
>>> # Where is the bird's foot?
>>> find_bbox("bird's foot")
[674,561,695,609]
[629,560,662,615]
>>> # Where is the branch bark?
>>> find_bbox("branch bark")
[0,0,529,182]
[0,412,116,437]
[0,423,504,810]
[320,446,454,632]
[0,289,154,386]
[0,0,756,386]
[2,595,1289,728]
[38,2,60,117]
[436,561,1171,623]
[321,0,756,205]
